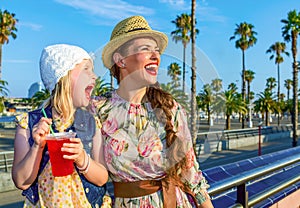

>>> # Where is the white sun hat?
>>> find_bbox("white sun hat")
[40,44,92,93]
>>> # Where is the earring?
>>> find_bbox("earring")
[122,63,126,68]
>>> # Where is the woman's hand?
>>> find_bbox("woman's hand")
[62,138,85,167]
[32,117,52,149]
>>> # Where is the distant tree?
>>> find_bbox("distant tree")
[284,79,293,100]
[228,82,238,93]
[31,89,50,109]
[281,9,300,147]
[266,42,289,103]
[0,10,18,80]
[230,22,257,128]
[254,89,278,126]
[92,77,112,97]
[161,82,188,111]
[266,77,277,93]
[171,13,198,93]
[267,42,289,126]
[197,84,213,125]
[211,78,223,94]
[245,70,255,103]
[223,89,247,130]
[167,62,181,88]
[0,80,8,112]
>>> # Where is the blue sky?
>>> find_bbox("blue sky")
[1,0,300,98]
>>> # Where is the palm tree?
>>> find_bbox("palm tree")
[223,90,247,130]
[190,0,197,145]
[211,78,223,122]
[0,80,8,112]
[0,10,18,80]
[266,77,277,93]
[171,14,198,93]
[92,77,112,97]
[228,82,238,93]
[245,70,255,103]
[266,42,289,124]
[281,9,300,147]
[245,70,255,127]
[31,89,50,109]
[230,22,257,128]
[284,79,293,100]
[211,78,223,94]
[254,89,277,126]
[161,82,189,110]
[167,62,181,88]
[171,13,191,93]
[197,84,213,125]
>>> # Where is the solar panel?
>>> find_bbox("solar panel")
[204,146,300,207]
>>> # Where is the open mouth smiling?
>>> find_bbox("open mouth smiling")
[145,63,158,75]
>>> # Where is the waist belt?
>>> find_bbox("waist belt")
[113,177,198,208]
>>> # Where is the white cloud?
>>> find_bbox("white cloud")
[19,22,43,31]
[54,0,154,20]
[159,0,185,7]
[158,0,226,23]
[198,6,227,23]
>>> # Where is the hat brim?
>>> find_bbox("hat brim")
[102,30,168,69]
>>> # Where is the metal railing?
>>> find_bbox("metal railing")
[207,149,300,208]
[196,125,294,142]
[0,151,14,172]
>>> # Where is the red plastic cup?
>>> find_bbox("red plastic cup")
[46,132,77,177]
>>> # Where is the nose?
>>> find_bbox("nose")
[150,50,160,59]
[91,71,97,80]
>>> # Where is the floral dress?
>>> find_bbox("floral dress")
[16,113,112,208]
[92,91,210,208]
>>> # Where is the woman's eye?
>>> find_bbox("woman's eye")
[141,47,150,51]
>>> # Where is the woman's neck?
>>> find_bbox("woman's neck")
[116,87,146,104]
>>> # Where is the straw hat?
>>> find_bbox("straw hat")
[40,44,91,93]
[102,15,168,69]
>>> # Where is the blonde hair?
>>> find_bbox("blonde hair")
[44,71,75,122]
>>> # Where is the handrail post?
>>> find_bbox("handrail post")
[236,183,248,208]
[258,125,262,156]
[4,153,8,172]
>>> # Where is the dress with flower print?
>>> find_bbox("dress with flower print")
[92,90,210,208]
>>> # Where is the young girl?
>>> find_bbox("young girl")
[12,44,111,207]
[92,16,213,207]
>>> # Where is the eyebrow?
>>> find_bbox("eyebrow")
[135,44,159,50]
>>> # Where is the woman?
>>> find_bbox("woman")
[12,44,110,207]
[93,16,213,207]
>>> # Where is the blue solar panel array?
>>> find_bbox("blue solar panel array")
[203,146,300,207]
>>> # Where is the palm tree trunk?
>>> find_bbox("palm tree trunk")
[207,105,211,125]
[226,115,230,130]
[247,81,250,125]
[190,0,197,145]
[182,46,186,93]
[292,30,298,147]
[0,44,2,80]
[241,50,246,128]
[277,63,280,126]
[266,110,269,126]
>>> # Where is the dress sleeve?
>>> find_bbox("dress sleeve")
[172,102,210,204]
[15,113,29,129]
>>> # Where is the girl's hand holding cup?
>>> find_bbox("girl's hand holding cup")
[32,117,52,149]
